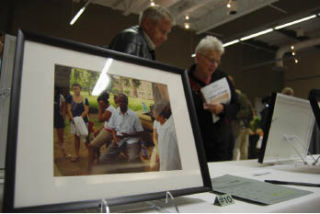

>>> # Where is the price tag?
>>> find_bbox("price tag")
[214,194,234,206]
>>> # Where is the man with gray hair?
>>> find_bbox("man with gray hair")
[188,36,240,162]
[109,5,173,60]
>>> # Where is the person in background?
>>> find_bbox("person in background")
[281,86,294,96]
[248,110,263,159]
[66,83,89,162]
[87,91,116,172]
[232,89,253,160]
[109,4,174,60]
[54,87,69,159]
[188,36,240,162]
[228,75,253,160]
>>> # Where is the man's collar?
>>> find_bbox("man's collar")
[119,109,129,115]
[142,31,156,50]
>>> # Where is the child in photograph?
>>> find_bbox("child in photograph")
[66,83,89,162]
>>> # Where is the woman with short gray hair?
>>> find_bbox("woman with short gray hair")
[188,36,240,162]
[195,35,224,56]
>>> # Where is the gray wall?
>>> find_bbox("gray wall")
[220,44,283,101]
[283,48,320,99]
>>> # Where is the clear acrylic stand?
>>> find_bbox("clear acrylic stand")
[312,155,320,166]
[100,199,110,213]
[283,134,316,165]
[145,191,180,213]
[98,192,180,213]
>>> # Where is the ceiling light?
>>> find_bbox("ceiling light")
[223,39,239,47]
[70,7,86,25]
[294,58,299,64]
[185,15,189,20]
[191,53,196,57]
[184,23,190,29]
[291,51,296,56]
[227,0,232,8]
[291,45,295,50]
[150,0,155,6]
[227,0,238,15]
[69,0,92,26]
[274,14,317,30]
[240,28,273,41]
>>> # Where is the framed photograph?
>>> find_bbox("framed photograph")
[258,93,315,164]
[309,89,320,129]
[3,30,211,212]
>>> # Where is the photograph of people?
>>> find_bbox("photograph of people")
[54,65,182,176]
[66,83,89,162]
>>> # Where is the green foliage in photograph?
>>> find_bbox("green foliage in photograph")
[70,68,99,96]
[81,91,98,110]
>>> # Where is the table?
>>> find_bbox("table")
[178,159,320,213]
[1,159,320,212]
[91,159,320,212]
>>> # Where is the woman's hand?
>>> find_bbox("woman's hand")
[203,102,224,115]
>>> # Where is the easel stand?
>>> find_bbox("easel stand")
[283,134,317,165]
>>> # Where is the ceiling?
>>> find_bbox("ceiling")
[75,0,320,62]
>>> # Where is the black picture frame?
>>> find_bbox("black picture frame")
[3,30,211,212]
[308,89,320,129]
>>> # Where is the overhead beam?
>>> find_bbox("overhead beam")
[240,39,279,54]
[275,28,309,41]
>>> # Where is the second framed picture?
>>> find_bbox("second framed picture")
[3,30,211,212]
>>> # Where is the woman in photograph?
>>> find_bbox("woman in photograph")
[66,83,89,162]
[87,91,116,172]
[54,86,69,159]
[152,99,181,171]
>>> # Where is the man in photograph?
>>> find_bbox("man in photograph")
[99,93,144,169]
[109,4,174,60]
